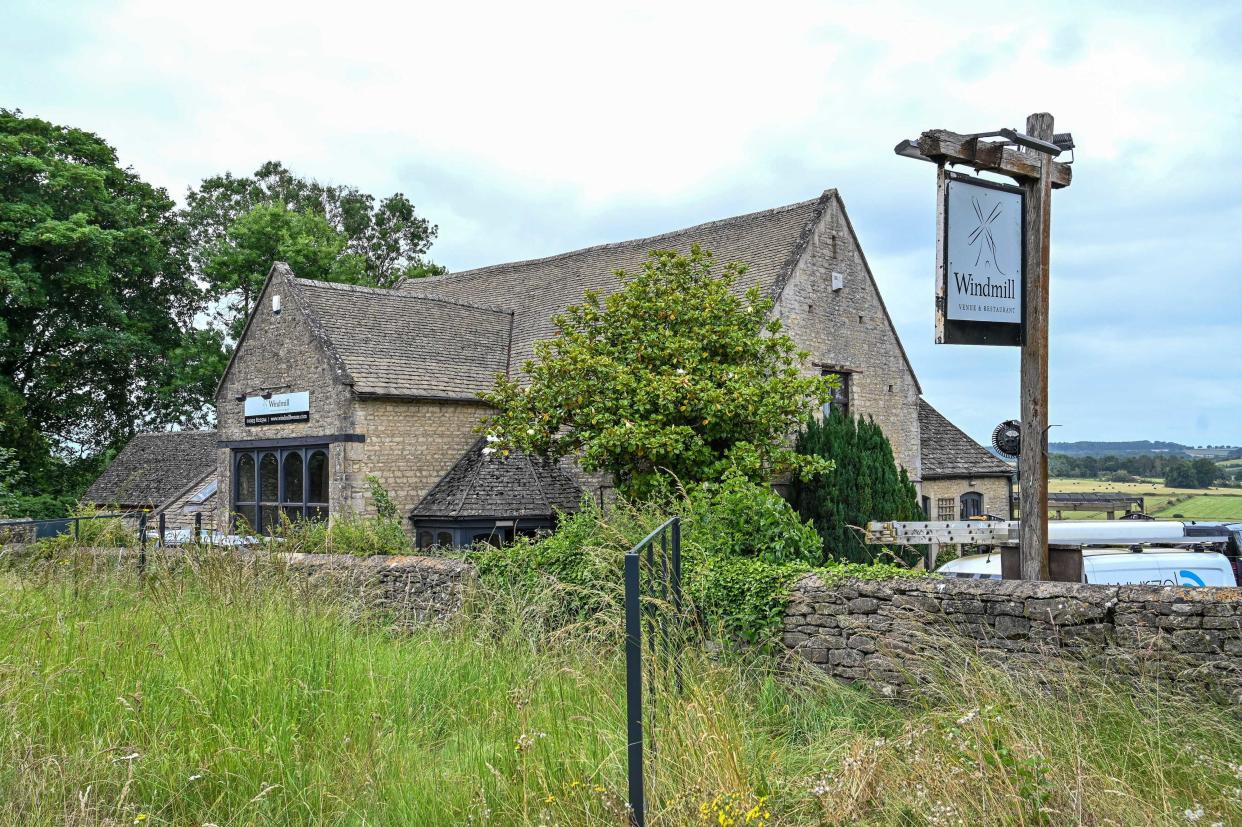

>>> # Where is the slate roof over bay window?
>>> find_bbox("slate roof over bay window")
[397,192,837,369]
[83,430,218,509]
[411,438,583,521]
[918,400,1015,479]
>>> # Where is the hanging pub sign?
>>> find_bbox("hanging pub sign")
[244,391,310,426]
[936,169,1025,346]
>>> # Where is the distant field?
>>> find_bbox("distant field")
[1218,458,1242,469]
[1152,495,1242,521]
[1046,477,1242,520]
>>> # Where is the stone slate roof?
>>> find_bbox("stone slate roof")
[84,430,218,509]
[398,192,835,368]
[919,400,1015,479]
[290,277,514,400]
[411,439,583,521]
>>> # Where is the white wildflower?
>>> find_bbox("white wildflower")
[188,773,203,782]
[526,428,535,436]
[481,447,495,456]
[113,752,140,763]
[675,368,686,375]
[485,433,500,443]
[956,709,979,726]
[1184,805,1203,822]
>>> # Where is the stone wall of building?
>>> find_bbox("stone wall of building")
[215,267,360,527]
[783,574,1242,700]
[775,196,922,477]
[919,476,1012,520]
[351,399,490,521]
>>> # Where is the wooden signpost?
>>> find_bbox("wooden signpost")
[896,114,1073,580]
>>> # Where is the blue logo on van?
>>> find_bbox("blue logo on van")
[1178,570,1206,587]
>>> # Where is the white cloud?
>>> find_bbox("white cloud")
[4,0,1240,442]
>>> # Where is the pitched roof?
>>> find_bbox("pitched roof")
[398,192,834,368]
[410,438,583,521]
[289,277,514,399]
[84,430,218,508]
[918,400,1015,478]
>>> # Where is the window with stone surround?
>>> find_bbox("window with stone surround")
[821,370,850,417]
[936,497,955,521]
[232,445,328,532]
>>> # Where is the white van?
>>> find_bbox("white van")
[938,547,1237,587]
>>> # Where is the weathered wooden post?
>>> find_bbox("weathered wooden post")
[1018,113,1054,581]
[895,115,1072,579]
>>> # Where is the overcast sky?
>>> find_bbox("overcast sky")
[4,0,1240,445]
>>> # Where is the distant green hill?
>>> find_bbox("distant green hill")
[1048,440,1241,459]
[1048,440,1190,457]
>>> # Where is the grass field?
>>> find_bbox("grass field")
[1048,477,1242,520]
[1,556,1240,825]
[1151,495,1242,521]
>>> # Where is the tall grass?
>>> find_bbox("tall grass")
[0,555,1239,826]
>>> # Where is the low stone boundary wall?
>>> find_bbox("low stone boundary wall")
[9,546,475,624]
[783,575,1242,700]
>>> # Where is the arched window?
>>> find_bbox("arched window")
[282,452,304,523]
[437,531,454,548]
[235,453,257,531]
[417,531,434,551]
[231,445,330,532]
[960,491,984,519]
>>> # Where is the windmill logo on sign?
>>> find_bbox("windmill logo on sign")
[968,196,1009,275]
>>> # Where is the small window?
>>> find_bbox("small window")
[437,531,454,548]
[936,497,955,521]
[821,371,850,417]
[417,531,434,551]
[960,492,984,519]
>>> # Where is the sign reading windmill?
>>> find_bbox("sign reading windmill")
[895,114,1075,582]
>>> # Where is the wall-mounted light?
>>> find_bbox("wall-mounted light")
[261,391,273,400]
[272,294,282,315]
[235,394,246,402]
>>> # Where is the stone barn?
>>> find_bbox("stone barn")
[88,189,1008,542]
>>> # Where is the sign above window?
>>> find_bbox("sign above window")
[937,171,1025,347]
[244,391,310,426]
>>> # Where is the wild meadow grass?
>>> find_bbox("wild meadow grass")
[0,552,1239,826]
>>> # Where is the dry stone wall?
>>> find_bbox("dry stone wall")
[784,575,1242,701]
[56,547,474,624]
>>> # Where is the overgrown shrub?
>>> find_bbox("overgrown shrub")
[273,512,411,557]
[683,475,822,564]
[467,486,928,645]
[32,505,136,555]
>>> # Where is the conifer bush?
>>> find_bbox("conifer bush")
[790,410,924,563]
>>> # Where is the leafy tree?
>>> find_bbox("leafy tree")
[0,446,19,516]
[1191,457,1220,488]
[181,161,442,338]
[480,246,834,497]
[0,109,202,511]
[789,409,923,563]
[1165,459,1200,489]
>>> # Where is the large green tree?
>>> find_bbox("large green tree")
[181,162,442,338]
[789,409,923,563]
[481,246,834,497]
[0,109,202,508]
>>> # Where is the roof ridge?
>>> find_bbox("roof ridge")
[294,277,514,316]
[400,193,832,287]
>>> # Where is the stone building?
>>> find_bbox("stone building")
[89,189,1005,540]
[82,430,219,531]
[918,399,1015,520]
